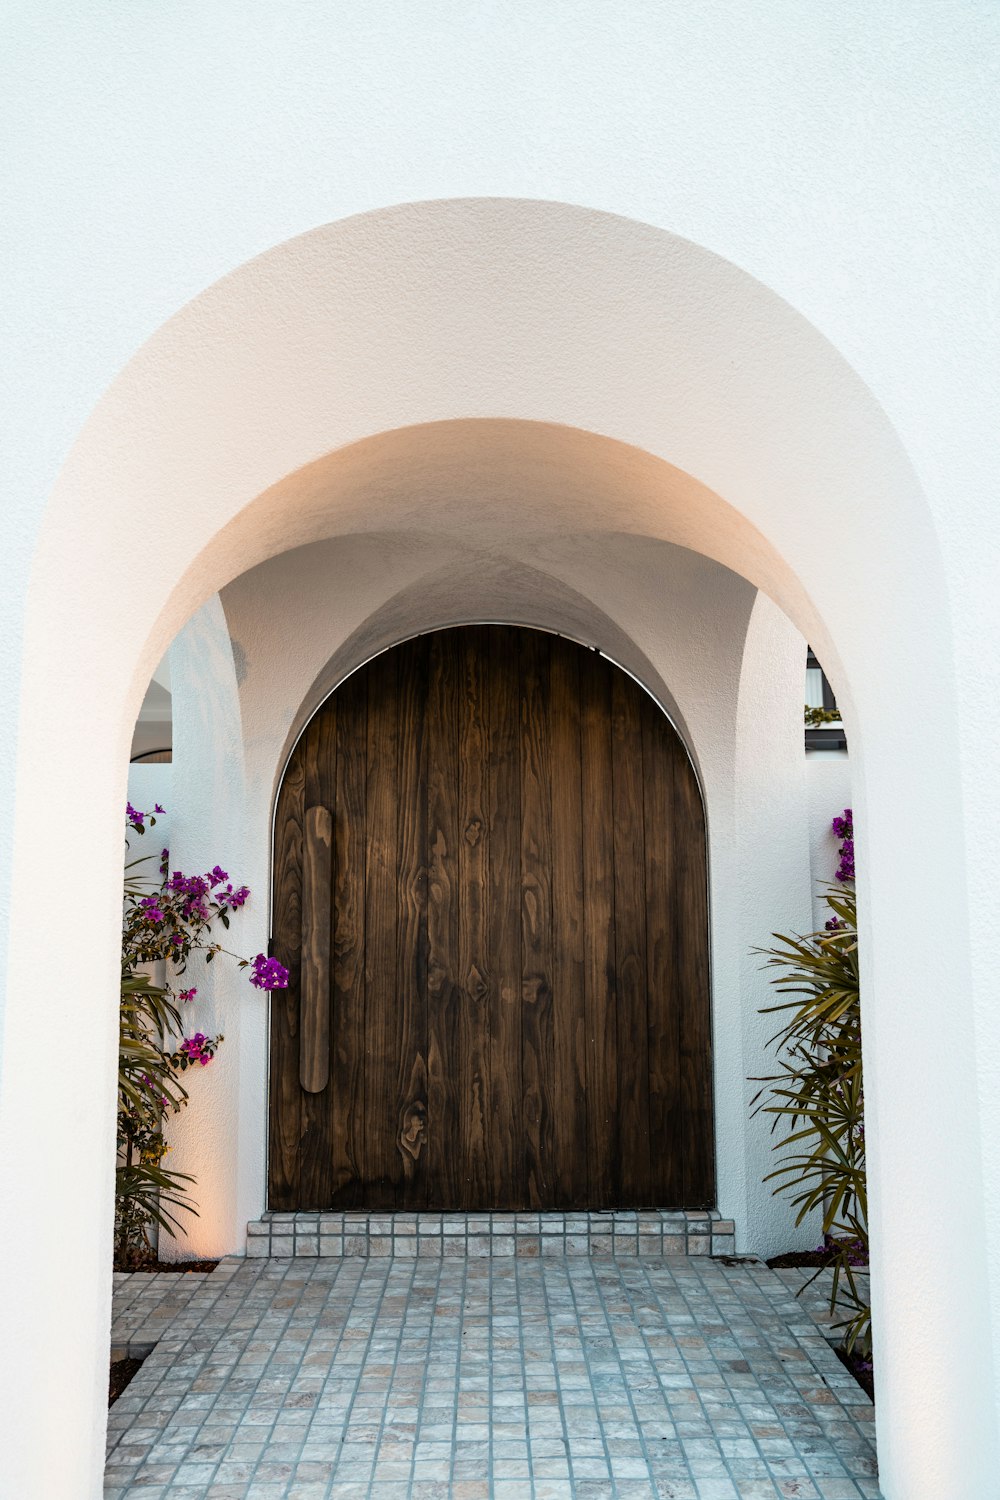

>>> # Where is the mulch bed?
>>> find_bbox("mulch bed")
[109,1355,145,1406]
[766,1248,837,1269]
[114,1254,219,1274]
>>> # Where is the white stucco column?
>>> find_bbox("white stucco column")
[158,596,264,1258]
[727,592,818,1257]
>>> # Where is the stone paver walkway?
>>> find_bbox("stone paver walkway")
[107,1256,881,1499]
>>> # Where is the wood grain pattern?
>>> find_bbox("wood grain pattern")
[425,632,462,1206]
[270,626,714,1211]
[300,804,333,1095]
[330,675,366,1207]
[642,694,681,1203]
[395,637,429,1207]
[457,628,491,1204]
[519,631,554,1207]
[486,627,523,1208]
[299,702,337,1206]
[611,670,651,1204]
[548,638,588,1207]
[364,649,399,1207]
[580,655,618,1208]
[269,739,305,1209]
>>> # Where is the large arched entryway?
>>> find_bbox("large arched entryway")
[270,625,713,1211]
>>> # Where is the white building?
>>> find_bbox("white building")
[2,6,998,1497]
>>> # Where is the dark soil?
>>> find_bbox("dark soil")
[109,1355,145,1405]
[766,1248,870,1271]
[114,1253,219,1273]
[835,1343,875,1401]
[767,1248,834,1269]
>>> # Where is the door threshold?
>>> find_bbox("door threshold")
[246,1208,735,1259]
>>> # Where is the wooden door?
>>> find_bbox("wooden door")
[269,625,713,1210]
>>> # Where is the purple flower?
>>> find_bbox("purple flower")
[832,808,855,883]
[154,804,165,815]
[249,954,290,991]
[180,1032,214,1067]
[139,896,165,924]
[209,865,229,887]
[177,987,198,1003]
[126,802,145,831]
[832,808,854,840]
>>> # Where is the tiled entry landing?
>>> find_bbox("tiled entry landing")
[106,1255,881,1498]
[246,1210,737,1260]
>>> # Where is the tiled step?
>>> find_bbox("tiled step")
[246,1208,736,1259]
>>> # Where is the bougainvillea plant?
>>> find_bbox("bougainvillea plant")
[752,807,870,1358]
[117,804,288,1265]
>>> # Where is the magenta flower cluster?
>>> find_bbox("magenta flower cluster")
[180,1033,214,1066]
[250,954,290,991]
[126,802,288,998]
[127,801,165,833]
[161,865,250,926]
[832,807,854,883]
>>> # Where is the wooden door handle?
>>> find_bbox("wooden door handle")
[300,804,333,1093]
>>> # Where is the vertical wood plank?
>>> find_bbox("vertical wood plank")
[671,739,714,1205]
[487,626,524,1208]
[269,739,305,1209]
[611,669,651,1204]
[580,656,617,1208]
[642,697,682,1203]
[299,706,337,1207]
[300,804,333,1094]
[330,674,366,1207]
[548,638,588,1207]
[520,630,555,1208]
[425,631,462,1206]
[457,627,491,1204]
[395,637,429,1207]
[364,649,400,1208]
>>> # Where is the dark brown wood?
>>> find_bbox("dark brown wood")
[519,631,554,1207]
[300,805,333,1094]
[395,638,429,1206]
[269,739,305,1209]
[270,625,714,1211]
[364,649,399,1207]
[611,670,651,1204]
[425,632,462,1206]
[457,628,491,1204]
[548,638,588,1207]
[580,655,618,1208]
[330,675,366,1207]
[486,627,523,1208]
[298,701,338,1207]
[642,694,681,1202]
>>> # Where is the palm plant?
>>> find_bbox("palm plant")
[753,879,870,1355]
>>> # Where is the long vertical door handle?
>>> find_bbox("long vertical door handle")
[300,804,333,1093]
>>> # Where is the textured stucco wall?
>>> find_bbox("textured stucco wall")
[2,8,998,1498]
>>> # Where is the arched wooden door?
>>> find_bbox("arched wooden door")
[270,625,713,1211]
